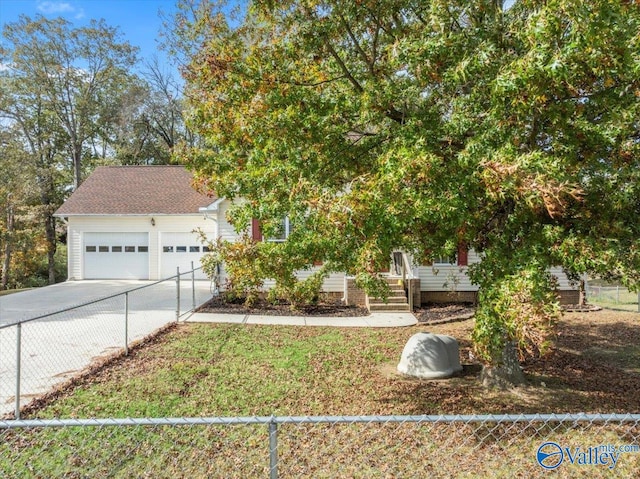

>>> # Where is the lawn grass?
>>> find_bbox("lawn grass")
[588,286,640,312]
[36,325,409,418]
[2,311,640,477]
[0,287,33,296]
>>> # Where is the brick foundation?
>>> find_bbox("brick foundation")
[557,289,580,305]
[342,282,579,307]
[344,278,367,307]
[421,291,478,304]
[421,289,580,306]
[321,291,344,302]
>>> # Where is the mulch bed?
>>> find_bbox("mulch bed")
[197,296,370,317]
[415,303,476,324]
[561,303,602,312]
[199,296,478,322]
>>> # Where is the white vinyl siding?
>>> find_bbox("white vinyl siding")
[261,269,345,294]
[217,200,237,242]
[549,267,574,290]
[417,250,481,292]
[417,250,574,292]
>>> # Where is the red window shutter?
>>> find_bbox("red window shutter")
[251,218,263,241]
[457,243,468,266]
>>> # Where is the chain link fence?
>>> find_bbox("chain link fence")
[0,267,211,418]
[586,284,640,312]
[0,414,638,478]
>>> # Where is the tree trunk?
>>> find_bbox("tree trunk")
[578,278,586,306]
[73,142,83,190]
[480,341,527,389]
[44,209,57,285]
[1,203,14,290]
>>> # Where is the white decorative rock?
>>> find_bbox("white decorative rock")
[397,333,463,379]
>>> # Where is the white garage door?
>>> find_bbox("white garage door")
[84,232,149,279]
[160,232,208,279]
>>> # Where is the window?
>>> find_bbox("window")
[111,246,122,253]
[163,246,174,253]
[176,246,187,253]
[433,255,456,265]
[125,246,135,253]
[189,246,200,253]
[267,217,293,242]
[86,246,97,253]
[138,246,148,253]
[99,246,109,253]
[424,244,469,267]
[203,246,211,253]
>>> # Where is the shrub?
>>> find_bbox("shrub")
[269,269,328,310]
[198,230,328,309]
[199,234,267,307]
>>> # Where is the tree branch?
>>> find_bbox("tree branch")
[339,14,375,76]
[324,40,364,94]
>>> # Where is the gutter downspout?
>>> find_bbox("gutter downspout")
[342,276,348,304]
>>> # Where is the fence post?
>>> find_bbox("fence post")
[269,416,278,479]
[191,260,196,312]
[15,322,21,420]
[176,267,181,322]
[617,286,620,304]
[124,292,129,356]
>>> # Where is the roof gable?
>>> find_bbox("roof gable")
[54,166,216,216]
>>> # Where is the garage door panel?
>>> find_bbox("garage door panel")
[161,232,208,279]
[84,233,149,279]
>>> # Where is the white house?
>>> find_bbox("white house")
[54,166,579,307]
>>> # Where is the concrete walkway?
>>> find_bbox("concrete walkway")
[187,311,418,327]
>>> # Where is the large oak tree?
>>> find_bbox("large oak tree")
[180,0,640,384]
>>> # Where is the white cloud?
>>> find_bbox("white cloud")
[37,2,75,15]
[0,63,11,72]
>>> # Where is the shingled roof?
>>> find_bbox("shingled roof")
[54,166,216,216]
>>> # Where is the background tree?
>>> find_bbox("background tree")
[0,15,139,189]
[0,129,30,289]
[0,126,64,289]
[109,60,193,165]
[0,68,70,285]
[0,15,140,285]
[177,0,640,385]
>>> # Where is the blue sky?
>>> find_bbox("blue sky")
[0,0,180,72]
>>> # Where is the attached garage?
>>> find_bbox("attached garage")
[160,232,209,280]
[54,166,219,281]
[84,232,149,279]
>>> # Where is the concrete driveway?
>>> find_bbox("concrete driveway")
[0,280,213,417]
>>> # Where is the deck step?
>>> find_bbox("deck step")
[369,296,408,304]
[365,276,412,312]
